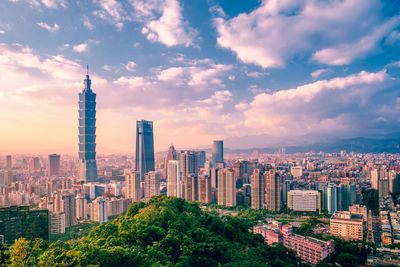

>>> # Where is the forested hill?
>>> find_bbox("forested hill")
[1,196,303,266]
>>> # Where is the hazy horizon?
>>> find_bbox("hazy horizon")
[1,0,400,154]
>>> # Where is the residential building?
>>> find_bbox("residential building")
[217,168,235,207]
[144,171,160,200]
[251,169,265,209]
[265,169,281,211]
[167,160,181,198]
[330,211,365,241]
[0,205,49,245]
[288,190,321,213]
[125,170,141,201]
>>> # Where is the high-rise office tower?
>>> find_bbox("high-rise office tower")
[180,150,198,176]
[217,168,236,207]
[265,169,281,211]
[125,170,141,202]
[135,120,155,181]
[29,157,40,172]
[196,151,206,168]
[78,68,98,183]
[212,140,223,166]
[5,155,11,170]
[251,169,265,209]
[144,171,160,199]
[198,175,212,204]
[48,154,60,177]
[165,144,177,165]
[167,160,181,198]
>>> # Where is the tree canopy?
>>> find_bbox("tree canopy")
[1,196,305,266]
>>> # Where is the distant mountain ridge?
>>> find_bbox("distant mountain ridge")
[225,135,400,154]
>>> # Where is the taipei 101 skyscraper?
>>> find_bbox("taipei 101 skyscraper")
[78,66,98,183]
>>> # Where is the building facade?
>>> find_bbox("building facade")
[217,168,236,207]
[78,69,98,183]
[135,120,155,181]
[48,154,60,177]
[251,169,265,209]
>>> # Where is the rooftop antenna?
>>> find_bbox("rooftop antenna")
[86,64,89,76]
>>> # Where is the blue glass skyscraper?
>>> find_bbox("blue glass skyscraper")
[135,120,155,181]
[78,67,98,183]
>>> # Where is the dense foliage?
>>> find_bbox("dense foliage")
[1,196,304,266]
[50,222,99,243]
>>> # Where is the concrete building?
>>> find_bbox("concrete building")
[217,168,236,207]
[75,195,89,220]
[265,169,281,211]
[167,160,181,198]
[144,171,160,200]
[48,154,60,177]
[251,169,265,209]
[180,150,198,176]
[371,169,380,190]
[125,170,141,201]
[288,190,321,213]
[330,211,365,241]
[89,197,107,223]
[0,205,49,245]
[49,212,65,234]
[282,226,335,265]
[291,166,302,178]
[5,155,12,170]
[29,157,40,172]
[198,175,212,204]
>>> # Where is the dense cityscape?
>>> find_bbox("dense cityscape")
[0,71,399,266]
[1,0,400,266]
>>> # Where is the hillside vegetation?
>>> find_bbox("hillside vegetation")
[1,196,304,266]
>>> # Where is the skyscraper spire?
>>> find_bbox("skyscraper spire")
[79,68,98,183]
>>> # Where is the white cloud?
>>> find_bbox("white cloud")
[0,30,5,34]
[246,71,270,78]
[311,69,330,78]
[9,0,66,8]
[125,61,136,71]
[240,69,389,136]
[83,16,94,30]
[312,16,400,65]
[40,0,66,8]
[73,43,88,53]
[72,40,99,53]
[37,22,59,32]
[132,0,197,47]
[157,64,232,89]
[214,0,395,68]
[93,0,130,30]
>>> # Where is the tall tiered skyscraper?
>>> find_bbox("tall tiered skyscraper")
[78,67,98,183]
[135,120,155,181]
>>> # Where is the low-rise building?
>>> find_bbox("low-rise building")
[330,211,365,241]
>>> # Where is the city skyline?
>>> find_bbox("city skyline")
[1,0,400,154]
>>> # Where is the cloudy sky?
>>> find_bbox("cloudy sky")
[0,0,400,153]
